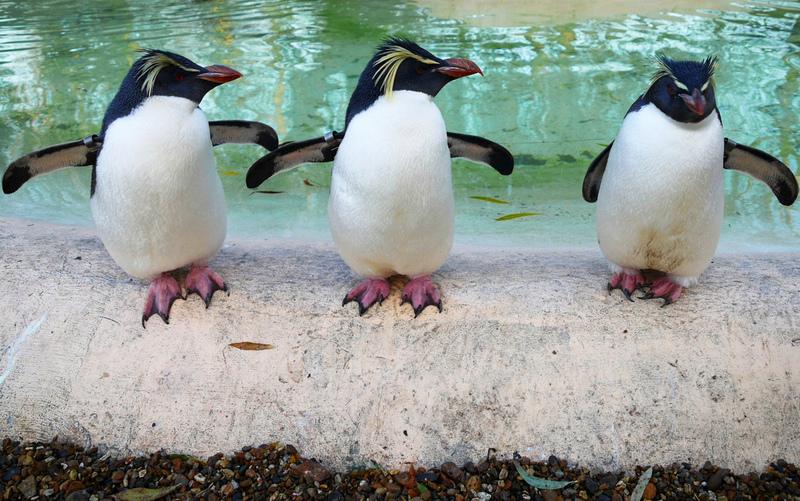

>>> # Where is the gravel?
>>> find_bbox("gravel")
[1,438,798,500]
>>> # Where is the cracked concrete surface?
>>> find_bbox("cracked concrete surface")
[0,217,798,471]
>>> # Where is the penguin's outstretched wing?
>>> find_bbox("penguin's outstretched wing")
[582,142,613,203]
[246,132,343,189]
[3,135,101,194]
[447,132,514,175]
[209,121,279,151]
[724,139,798,206]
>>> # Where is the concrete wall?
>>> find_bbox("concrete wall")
[0,217,798,471]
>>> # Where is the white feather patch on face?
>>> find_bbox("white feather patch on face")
[701,80,710,91]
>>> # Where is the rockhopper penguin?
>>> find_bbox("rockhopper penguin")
[246,38,514,317]
[3,49,279,325]
[583,55,797,305]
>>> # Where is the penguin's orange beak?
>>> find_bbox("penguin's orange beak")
[198,65,242,84]
[435,58,483,78]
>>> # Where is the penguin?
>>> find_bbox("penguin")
[3,49,279,325]
[582,55,797,305]
[246,38,514,317]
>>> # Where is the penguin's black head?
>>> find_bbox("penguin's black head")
[133,49,242,104]
[345,38,482,126]
[369,38,482,98]
[646,55,718,123]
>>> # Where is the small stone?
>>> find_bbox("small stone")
[194,473,206,483]
[708,468,730,491]
[222,468,235,479]
[291,459,331,483]
[174,474,188,486]
[65,491,89,501]
[441,462,464,482]
[542,491,560,501]
[585,477,599,494]
[498,467,508,480]
[467,475,481,492]
[43,488,55,496]
[111,470,124,483]
[643,482,657,500]
[19,475,37,498]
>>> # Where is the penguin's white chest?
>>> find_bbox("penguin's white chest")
[329,91,454,278]
[91,96,226,279]
[596,104,724,282]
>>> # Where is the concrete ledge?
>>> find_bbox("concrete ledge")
[1,217,798,472]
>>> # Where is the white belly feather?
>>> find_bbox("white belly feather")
[91,96,226,279]
[596,104,724,284]
[329,91,454,278]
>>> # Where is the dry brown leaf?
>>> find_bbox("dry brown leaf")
[229,342,274,351]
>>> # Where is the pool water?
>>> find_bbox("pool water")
[0,0,798,250]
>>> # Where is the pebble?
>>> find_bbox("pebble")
[18,475,37,498]
[441,461,464,481]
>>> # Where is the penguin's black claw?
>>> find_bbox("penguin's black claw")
[401,276,443,318]
[343,278,391,316]
[185,266,228,308]
[645,277,685,307]
[607,271,646,302]
[142,274,183,328]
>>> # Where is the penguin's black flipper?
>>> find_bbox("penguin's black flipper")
[245,132,343,189]
[447,132,514,175]
[723,139,798,206]
[209,120,279,151]
[582,141,613,203]
[3,135,101,194]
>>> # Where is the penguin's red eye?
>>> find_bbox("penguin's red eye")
[175,73,185,82]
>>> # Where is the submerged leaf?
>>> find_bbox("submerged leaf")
[303,178,315,186]
[229,342,274,351]
[116,486,178,501]
[630,466,653,501]
[513,461,574,490]
[513,461,573,490]
[249,190,285,195]
[495,212,541,221]
[221,171,240,176]
[470,195,510,204]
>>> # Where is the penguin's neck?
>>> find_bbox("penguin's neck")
[364,91,442,138]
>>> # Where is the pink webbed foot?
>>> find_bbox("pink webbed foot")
[343,278,391,315]
[185,265,228,308]
[640,277,684,306]
[608,271,646,301]
[401,275,443,317]
[142,274,184,327]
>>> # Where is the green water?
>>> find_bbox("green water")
[0,0,798,250]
